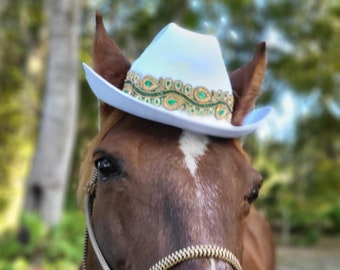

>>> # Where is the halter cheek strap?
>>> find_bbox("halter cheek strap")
[83,195,111,270]
[81,170,242,270]
[82,170,110,270]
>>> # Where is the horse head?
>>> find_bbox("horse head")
[79,13,270,270]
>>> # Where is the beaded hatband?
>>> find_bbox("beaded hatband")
[123,71,234,121]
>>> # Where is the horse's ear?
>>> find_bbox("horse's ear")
[230,42,266,126]
[93,12,131,122]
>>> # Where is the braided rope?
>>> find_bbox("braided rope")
[82,170,98,270]
[82,170,111,270]
[149,244,242,270]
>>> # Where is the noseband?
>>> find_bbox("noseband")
[81,170,243,270]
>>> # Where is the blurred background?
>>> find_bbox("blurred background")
[0,0,339,269]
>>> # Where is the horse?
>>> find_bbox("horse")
[79,13,275,270]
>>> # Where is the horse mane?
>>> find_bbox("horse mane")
[78,109,124,202]
[234,139,251,163]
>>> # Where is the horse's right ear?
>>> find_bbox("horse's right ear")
[230,42,266,126]
[93,12,131,122]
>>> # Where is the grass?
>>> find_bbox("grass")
[0,210,85,270]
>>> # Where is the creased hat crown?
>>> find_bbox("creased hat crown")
[131,23,233,94]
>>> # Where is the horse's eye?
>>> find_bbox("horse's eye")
[245,185,260,204]
[95,157,123,181]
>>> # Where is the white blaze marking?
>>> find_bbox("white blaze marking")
[179,130,209,177]
[210,258,217,270]
[179,130,216,249]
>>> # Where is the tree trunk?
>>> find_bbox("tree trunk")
[24,0,80,226]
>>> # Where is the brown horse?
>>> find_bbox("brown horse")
[79,14,275,270]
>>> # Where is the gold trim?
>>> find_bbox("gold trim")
[123,71,234,121]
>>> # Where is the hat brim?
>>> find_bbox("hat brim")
[83,63,271,138]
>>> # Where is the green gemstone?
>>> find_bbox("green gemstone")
[219,110,225,115]
[199,91,206,99]
[145,80,152,86]
[168,99,176,105]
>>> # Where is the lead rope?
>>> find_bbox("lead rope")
[149,244,242,270]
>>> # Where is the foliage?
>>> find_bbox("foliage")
[232,0,340,243]
[0,211,85,269]
[0,0,44,232]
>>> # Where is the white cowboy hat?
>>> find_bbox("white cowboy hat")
[83,23,271,138]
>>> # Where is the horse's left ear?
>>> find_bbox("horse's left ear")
[230,42,266,126]
[92,12,131,122]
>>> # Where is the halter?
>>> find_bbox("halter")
[81,170,243,270]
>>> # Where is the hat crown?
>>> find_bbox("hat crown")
[131,23,232,94]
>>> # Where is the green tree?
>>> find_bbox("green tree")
[24,0,81,226]
[263,0,340,235]
[0,0,45,233]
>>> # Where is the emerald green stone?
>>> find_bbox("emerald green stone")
[145,80,152,86]
[199,91,206,99]
[219,110,225,115]
[168,99,176,105]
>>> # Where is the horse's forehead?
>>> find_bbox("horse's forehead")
[100,118,247,165]
[99,115,253,177]
[99,120,183,163]
[179,130,210,177]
